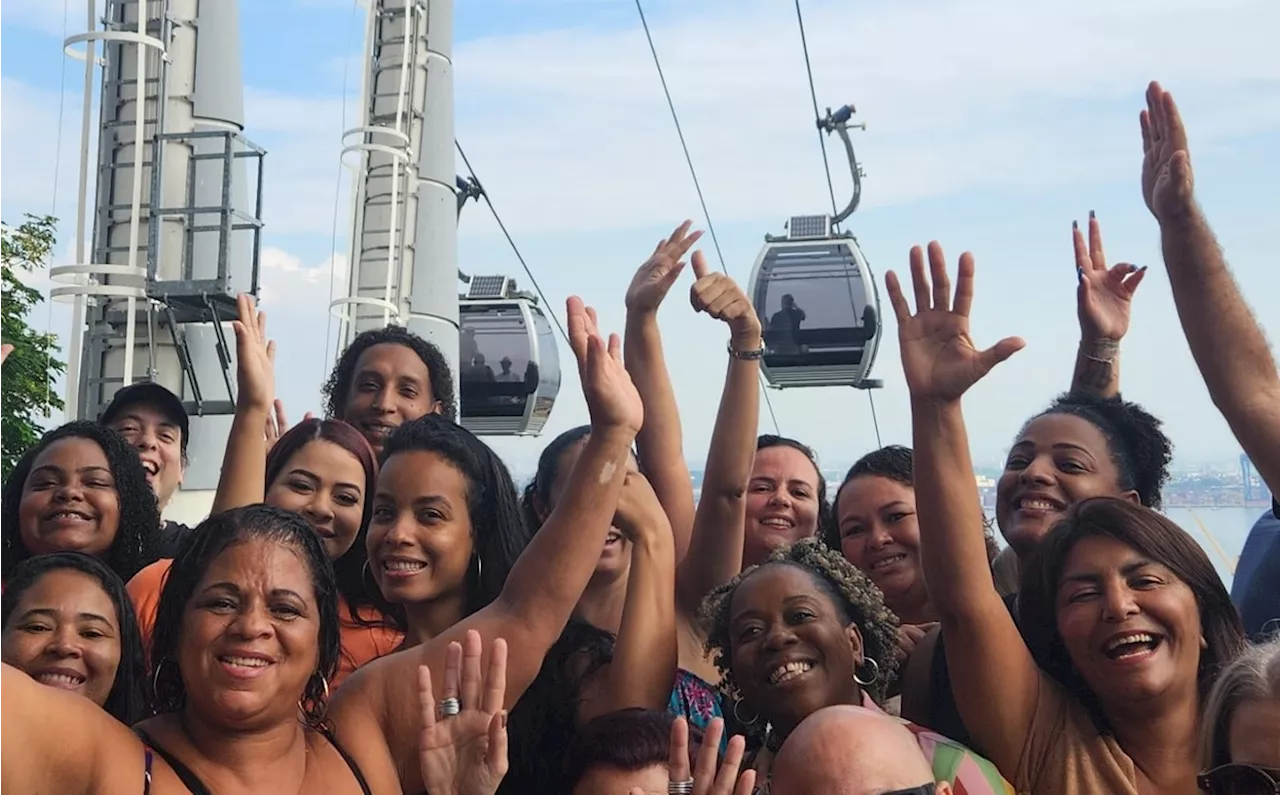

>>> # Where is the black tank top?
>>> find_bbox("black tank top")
[134,726,373,795]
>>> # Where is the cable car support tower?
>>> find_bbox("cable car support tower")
[330,0,559,436]
[56,0,266,521]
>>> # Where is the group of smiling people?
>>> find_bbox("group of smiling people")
[2,81,1277,795]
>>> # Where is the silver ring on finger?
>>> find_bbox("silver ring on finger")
[437,697,461,718]
[668,780,695,795]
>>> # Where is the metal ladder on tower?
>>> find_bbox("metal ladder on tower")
[330,0,428,339]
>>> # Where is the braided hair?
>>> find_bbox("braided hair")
[699,536,899,742]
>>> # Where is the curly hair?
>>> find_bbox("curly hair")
[1019,497,1245,735]
[756,435,833,539]
[2,551,152,724]
[379,414,531,616]
[699,536,899,733]
[2,421,161,582]
[321,325,457,422]
[1026,392,1172,509]
[151,505,340,728]
[265,418,402,635]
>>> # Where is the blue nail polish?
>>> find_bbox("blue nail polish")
[1089,209,1096,220]
[1076,266,1084,283]
[1072,220,1079,231]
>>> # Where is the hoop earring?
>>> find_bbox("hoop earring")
[474,554,483,582]
[361,559,380,594]
[299,671,331,724]
[732,698,759,727]
[152,657,182,711]
[854,657,881,687]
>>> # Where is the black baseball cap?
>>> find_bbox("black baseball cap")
[99,381,190,456]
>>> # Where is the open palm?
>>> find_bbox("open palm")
[1073,215,1145,342]
[886,243,1024,403]
[231,293,276,411]
[567,296,644,434]
[1140,81,1194,222]
[419,631,509,795]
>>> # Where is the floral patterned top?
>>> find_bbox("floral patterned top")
[668,668,728,756]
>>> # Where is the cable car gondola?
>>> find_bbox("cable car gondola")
[458,275,560,436]
[747,104,884,390]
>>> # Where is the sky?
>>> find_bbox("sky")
[2,0,1278,480]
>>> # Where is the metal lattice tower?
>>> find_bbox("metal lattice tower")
[55,0,265,520]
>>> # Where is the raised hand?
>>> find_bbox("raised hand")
[1141,81,1195,222]
[689,252,762,347]
[626,220,703,314]
[885,243,1024,403]
[263,399,316,451]
[1,344,12,366]
[567,296,643,434]
[419,630,509,795]
[1073,213,1146,343]
[230,293,276,413]
[641,717,755,795]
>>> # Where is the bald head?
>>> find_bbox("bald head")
[772,706,946,795]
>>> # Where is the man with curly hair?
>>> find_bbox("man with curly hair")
[320,325,457,455]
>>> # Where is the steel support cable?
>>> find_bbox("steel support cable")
[793,0,882,448]
[634,0,782,436]
[455,140,571,349]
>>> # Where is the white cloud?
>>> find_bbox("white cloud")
[5,0,1278,474]
[257,248,349,417]
[451,0,1280,235]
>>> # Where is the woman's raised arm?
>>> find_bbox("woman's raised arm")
[888,243,1039,775]
[331,295,644,792]
[211,294,277,514]
[676,253,762,615]
[623,220,703,562]
[576,471,678,722]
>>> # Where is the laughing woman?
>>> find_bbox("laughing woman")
[890,241,1245,793]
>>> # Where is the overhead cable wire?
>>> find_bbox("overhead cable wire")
[793,0,883,448]
[634,0,782,437]
[792,0,841,234]
[455,140,571,349]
